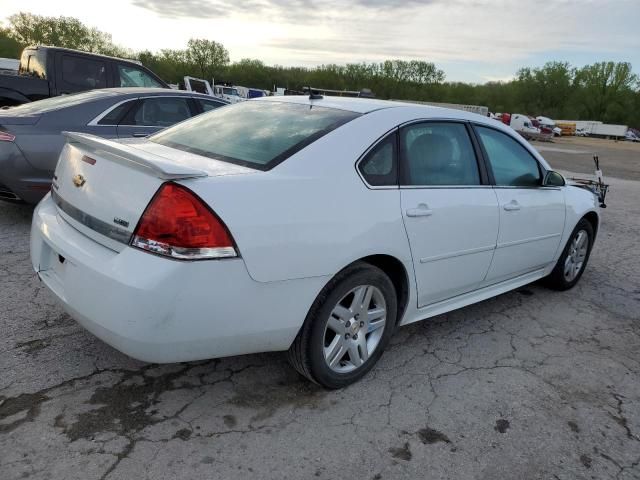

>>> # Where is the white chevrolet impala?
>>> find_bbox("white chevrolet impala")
[30,96,600,388]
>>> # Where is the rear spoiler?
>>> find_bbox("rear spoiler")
[63,131,208,180]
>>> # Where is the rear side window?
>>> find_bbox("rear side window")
[97,100,135,125]
[20,50,47,79]
[475,126,542,187]
[118,65,164,88]
[400,122,480,186]
[150,101,360,170]
[358,132,398,186]
[62,55,107,89]
[122,97,192,127]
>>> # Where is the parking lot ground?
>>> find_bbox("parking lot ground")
[1,144,639,479]
[533,136,640,181]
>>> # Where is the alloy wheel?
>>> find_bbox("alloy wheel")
[322,285,387,373]
[563,229,589,282]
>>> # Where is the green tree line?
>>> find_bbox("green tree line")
[2,12,639,126]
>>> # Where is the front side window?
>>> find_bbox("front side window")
[400,122,480,186]
[150,101,360,170]
[123,97,191,127]
[475,126,542,187]
[118,65,163,88]
[358,132,397,186]
[61,55,107,89]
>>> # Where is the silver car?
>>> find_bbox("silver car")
[0,88,227,203]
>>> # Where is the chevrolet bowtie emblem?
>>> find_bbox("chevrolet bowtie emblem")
[72,174,86,187]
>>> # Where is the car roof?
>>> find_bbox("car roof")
[26,46,143,66]
[255,95,488,121]
[87,87,223,98]
[256,95,410,113]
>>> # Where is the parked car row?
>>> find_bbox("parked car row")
[27,95,601,388]
[0,88,227,203]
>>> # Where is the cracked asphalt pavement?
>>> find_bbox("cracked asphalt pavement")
[1,140,639,479]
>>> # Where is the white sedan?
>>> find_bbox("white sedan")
[30,96,600,388]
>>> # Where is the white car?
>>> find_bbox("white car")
[31,97,600,388]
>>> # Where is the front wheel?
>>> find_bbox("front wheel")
[288,262,397,389]
[545,218,594,290]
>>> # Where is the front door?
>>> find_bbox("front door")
[473,125,565,283]
[399,121,500,307]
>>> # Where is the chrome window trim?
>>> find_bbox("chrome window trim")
[492,185,562,190]
[87,98,136,126]
[399,185,494,189]
[88,95,214,127]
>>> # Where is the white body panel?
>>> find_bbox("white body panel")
[31,97,600,363]
[401,188,499,306]
[31,195,330,362]
[486,187,565,282]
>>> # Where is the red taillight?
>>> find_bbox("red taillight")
[131,183,237,260]
[0,131,15,142]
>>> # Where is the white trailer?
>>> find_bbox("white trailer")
[555,120,628,139]
[591,124,628,139]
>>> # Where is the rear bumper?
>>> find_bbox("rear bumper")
[31,194,328,363]
[0,142,51,204]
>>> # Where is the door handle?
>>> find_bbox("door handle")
[503,200,521,211]
[406,204,433,217]
[131,132,149,138]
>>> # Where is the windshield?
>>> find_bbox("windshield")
[3,90,114,115]
[150,101,360,170]
[223,87,239,96]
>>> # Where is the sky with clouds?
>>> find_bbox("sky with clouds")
[1,0,639,83]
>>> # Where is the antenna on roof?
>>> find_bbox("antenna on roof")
[303,86,323,100]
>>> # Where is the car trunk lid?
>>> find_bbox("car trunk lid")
[52,132,254,251]
[0,114,41,125]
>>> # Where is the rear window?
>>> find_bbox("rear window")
[19,49,47,79]
[150,101,360,170]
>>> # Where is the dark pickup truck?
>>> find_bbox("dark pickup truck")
[0,46,169,106]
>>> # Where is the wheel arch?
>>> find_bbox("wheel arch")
[353,254,411,326]
[583,210,599,240]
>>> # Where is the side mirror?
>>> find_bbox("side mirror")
[543,170,565,187]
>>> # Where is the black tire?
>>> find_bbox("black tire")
[287,262,397,389]
[545,218,594,290]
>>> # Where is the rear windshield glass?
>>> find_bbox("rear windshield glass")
[149,101,360,170]
[4,90,114,115]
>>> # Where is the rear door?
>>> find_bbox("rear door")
[116,96,195,138]
[53,53,109,95]
[474,125,565,283]
[399,121,499,307]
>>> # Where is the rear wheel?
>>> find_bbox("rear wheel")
[288,262,397,389]
[545,218,594,290]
